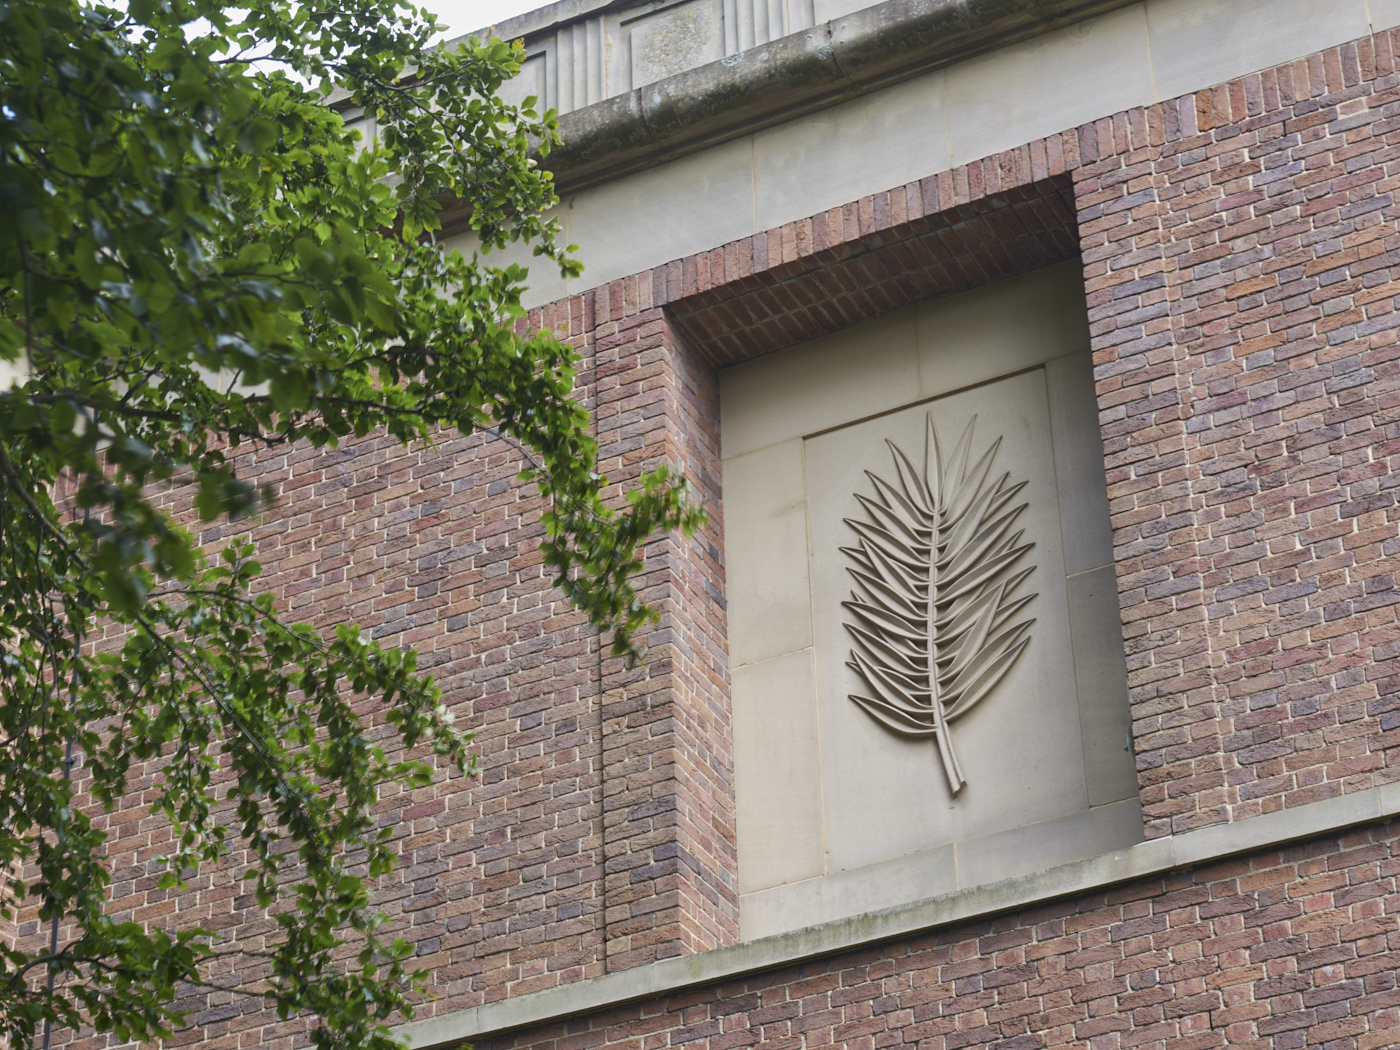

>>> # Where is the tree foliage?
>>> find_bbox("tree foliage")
[0,0,700,1045]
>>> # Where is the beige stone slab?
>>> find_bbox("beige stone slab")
[1172,790,1383,868]
[440,208,569,312]
[610,0,726,92]
[718,307,919,459]
[1373,0,1400,31]
[722,439,814,667]
[956,797,1143,888]
[563,134,756,296]
[915,262,1092,401]
[1066,565,1138,808]
[945,4,1155,167]
[732,649,826,894]
[805,368,1089,874]
[740,841,957,940]
[1046,349,1113,577]
[1145,0,1371,103]
[751,70,950,232]
[1378,777,1400,816]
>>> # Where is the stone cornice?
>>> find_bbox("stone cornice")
[399,783,1400,1048]
[416,0,1138,230]
[533,0,1139,198]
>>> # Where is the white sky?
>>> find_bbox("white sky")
[428,0,547,39]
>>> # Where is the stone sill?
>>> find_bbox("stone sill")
[400,783,1400,1048]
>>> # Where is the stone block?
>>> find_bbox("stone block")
[565,134,756,295]
[722,439,813,668]
[722,265,1138,934]
[945,5,1154,167]
[732,650,825,895]
[1145,0,1370,102]
[718,306,919,460]
[751,70,950,232]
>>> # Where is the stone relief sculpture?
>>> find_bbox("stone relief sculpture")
[841,414,1037,796]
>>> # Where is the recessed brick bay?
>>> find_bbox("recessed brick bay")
[14,16,1400,1050]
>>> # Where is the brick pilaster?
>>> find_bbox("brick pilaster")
[589,289,738,969]
[1079,31,1400,839]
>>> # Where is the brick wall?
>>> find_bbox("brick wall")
[578,291,739,968]
[476,823,1400,1050]
[1077,31,1400,840]
[19,22,1400,1050]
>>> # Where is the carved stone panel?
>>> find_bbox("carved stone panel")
[555,20,605,112]
[719,263,1140,940]
[611,0,725,93]
[463,0,816,122]
[807,368,1087,875]
[840,414,1038,797]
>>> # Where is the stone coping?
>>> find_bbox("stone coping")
[448,0,1138,202]
[399,783,1400,1048]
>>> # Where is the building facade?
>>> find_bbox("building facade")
[34,0,1400,1047]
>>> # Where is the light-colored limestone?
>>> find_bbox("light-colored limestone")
[611,0,726,92]
[914,262,1091,400]
[718,307,919,459]
[1171,789,1383,868]
[1373,0,1400,32]
[1066,565,1139,807]
[563,134,755,298]
[721,266,1137,935]
[555,19,608,112]
[811,0,870,22]
[722,439,814,667]
[725,0,810,53]
[956,797,1142,888]
[1379,776,1400,814]
[401,788,1399,1048]
[741,842,957,940]
[806,369,1088,873]
[732,650,827,893]
[944,5,1155,168]
[744,797,1142,940]
[1046,349,1114,577]
[751,70,951,232]
[1144,0,1370,103]
[498,51,549,109]
[719,263,1088,460]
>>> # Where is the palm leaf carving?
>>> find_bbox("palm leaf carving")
[841,414,1037,796]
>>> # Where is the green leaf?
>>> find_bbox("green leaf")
[238,117,280,155]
